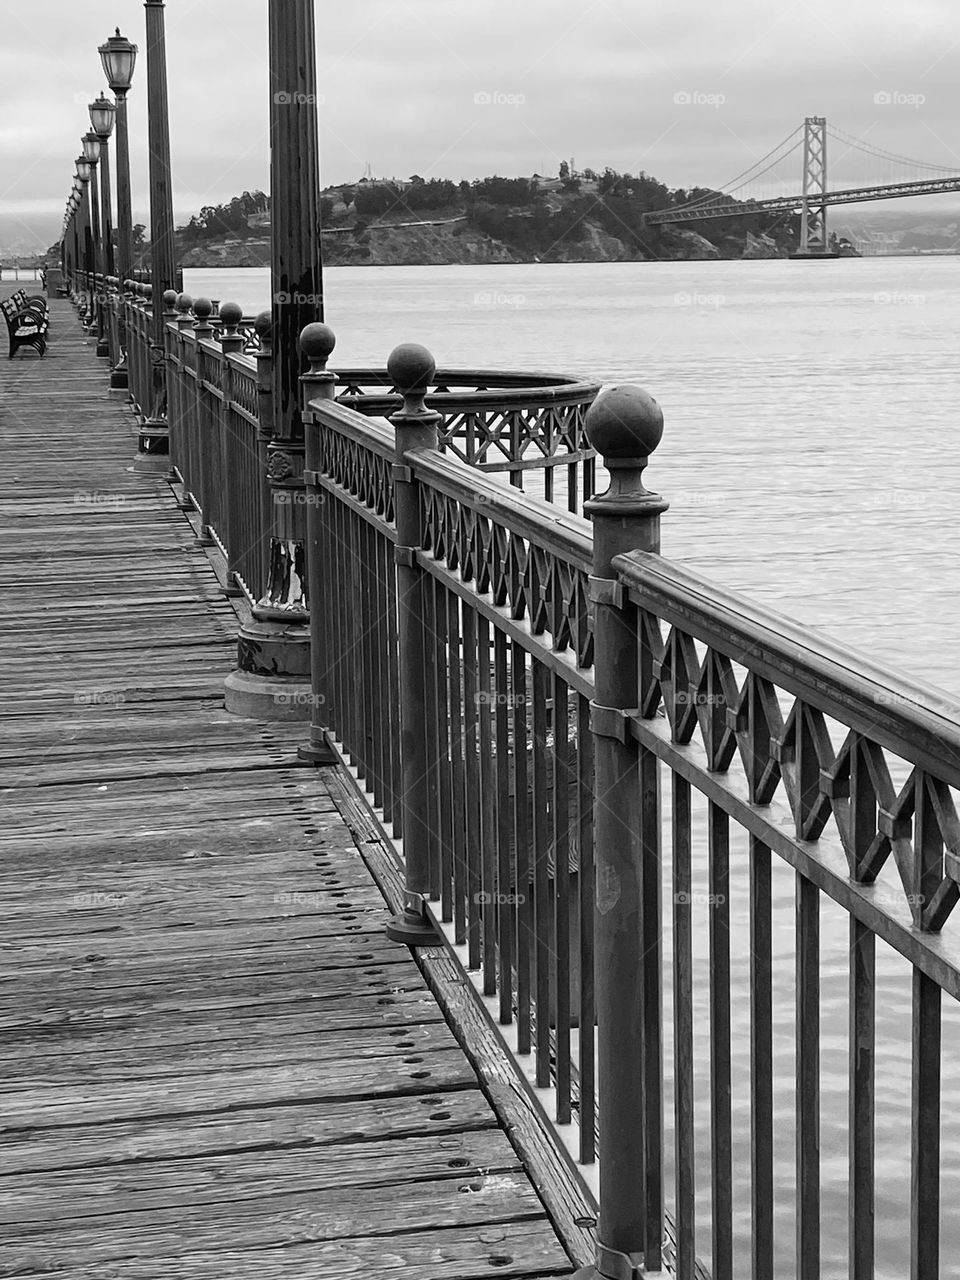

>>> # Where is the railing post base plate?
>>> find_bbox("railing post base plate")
[133,452,174,475]
[386,895,440,946]
[297,739,337,765]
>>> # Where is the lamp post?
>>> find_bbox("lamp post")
[89,94,117,360]
[75,156,94,326]
[223,0,325,723]
[89,95,116,278]
[140,0,177,457]
[98,27,137,389]
[82,132,108,355]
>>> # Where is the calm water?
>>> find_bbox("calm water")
[188,259,960,1278]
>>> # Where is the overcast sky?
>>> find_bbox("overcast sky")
[2,0,958,247]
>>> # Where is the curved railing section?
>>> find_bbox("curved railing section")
[159,297,600,603]
[334,368,600,510]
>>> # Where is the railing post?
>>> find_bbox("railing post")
[223,312,313,721]
[253,311,275,600]
[384,343,441,946]
[218,301,247,598]
[191,298,216,536]
[160,288,180,465]
[298,322,338,766]
[172,295,195,508]
[576,386,668,1280]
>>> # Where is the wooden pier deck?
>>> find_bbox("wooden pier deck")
[0,298,575,1279]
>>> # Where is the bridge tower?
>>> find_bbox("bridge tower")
[798,116,828,254]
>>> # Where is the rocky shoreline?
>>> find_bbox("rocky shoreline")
[179,220,797,269]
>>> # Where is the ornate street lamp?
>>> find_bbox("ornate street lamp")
[89,94,116,278]
[99,27,137,95]
[82,131,109,353]
[99,27,137,388]
[75,156,94,323]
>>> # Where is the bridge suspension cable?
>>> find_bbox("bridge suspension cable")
[667,124,804,213]
[826,124,960,175]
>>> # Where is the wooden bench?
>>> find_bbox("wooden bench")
[2,293,48,359]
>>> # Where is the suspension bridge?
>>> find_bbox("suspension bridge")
[646,116,960,254]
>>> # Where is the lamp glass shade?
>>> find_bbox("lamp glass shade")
[82,133,100,165]
[76,157,92,182]
[98,28,138,93]
[89,94,116,138]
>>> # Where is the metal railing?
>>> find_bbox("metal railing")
[159,300,599,605]
[302,338,960,1280]
[78,276,960,1276]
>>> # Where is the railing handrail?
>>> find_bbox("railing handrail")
[410,445,593,570]
[305,398,397,463]
[307,395,594,570]
[616,548,960,784]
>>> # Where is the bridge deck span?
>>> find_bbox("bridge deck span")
[0,295,574,1280]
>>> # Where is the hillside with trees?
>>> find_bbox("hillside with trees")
[174,166,813,267]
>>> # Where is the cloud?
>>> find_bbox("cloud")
[2,0,959,251]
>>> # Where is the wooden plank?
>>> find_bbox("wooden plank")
[2,1020,459,1084]
[0,990,442,1058]
[2,1089,497,1175]
[1,1172,549,1268]
[0,1129,520,1222]
[0,1221,572,1280]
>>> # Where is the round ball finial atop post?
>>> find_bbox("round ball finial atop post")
[253,310,273,353]
[299,322,336,376]
[162,288,179,317]
[176,293,194,330]
[219,300,245,354]
[219,300,243,333]
[387,342,436,419]
[583,384,668,524]
[192,296,214,337]
[585,384,663,462]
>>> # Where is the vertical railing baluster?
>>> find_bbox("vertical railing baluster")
[449,591,467,946]
[577,385,668,1280]
[672,772,695,1279]
[553,673,572,1124]
[849,915,875,1280]
[577,691,596,1164]
[463,607,482,967]
[709,801,733,1280]
[494,628,513,1024]
[751,835,775,1280]
[383,343,441,946]
[513,641,532,1055]
[532,659,551,1086]
[911,968,941,1280]
[797,872,821,1280]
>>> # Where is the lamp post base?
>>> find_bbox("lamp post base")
[224,670,314,722]
[224,618,314,722]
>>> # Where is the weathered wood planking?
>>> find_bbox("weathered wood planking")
[0,301,574,1279]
